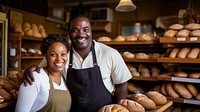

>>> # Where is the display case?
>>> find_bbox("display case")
[0,12,8,76]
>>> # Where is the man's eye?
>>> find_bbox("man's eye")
[71,29,78,33]
[84,28,90,32]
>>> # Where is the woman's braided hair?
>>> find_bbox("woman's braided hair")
[40,34,69,55]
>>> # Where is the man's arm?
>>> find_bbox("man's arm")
[113,82,128,103]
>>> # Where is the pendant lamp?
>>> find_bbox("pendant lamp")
[115,0,137,12]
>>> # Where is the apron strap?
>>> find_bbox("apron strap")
[68,41,98,68]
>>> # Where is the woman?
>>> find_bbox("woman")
[15,34,71,112]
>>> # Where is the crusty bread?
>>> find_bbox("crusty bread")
[166,83,179,98]
[98,104,129,112]
[169,24,184,30]
[185,84,198,97]
[125,35,138,42]
[186,48,200,59]
[135,53,149,59]
[128,83,144,94]
[188,73,200,79]
[122,51,135,59]
[97,36,112,41]
[146,91,167,105]
[160,83,168,96]
[173,83,192,99]
[173,72,188,78]
[177,47,191,58]
[169,48,180,58]
[176,29,190,37]
[185,23,200,30]
[113,36,126,41]
[119,99,145,112]
[164,30,177,37]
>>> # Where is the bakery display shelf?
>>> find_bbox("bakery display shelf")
[157,75,200,83]
[124,58,158,63]
[131,76,157,81]
[146,101,173,112]
[23,36,43,41]
[160,37,200,43]
[100,41,158,45]
[167,97,200,105]
[0,101,16,108]
[157,57,200,63]
[21,56,44,59]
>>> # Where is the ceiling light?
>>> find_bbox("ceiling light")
[115,0,137,12]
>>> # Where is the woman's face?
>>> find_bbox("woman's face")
[45,42,68,73]
[69,17,92,51]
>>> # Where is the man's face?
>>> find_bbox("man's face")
[69,17,92,51]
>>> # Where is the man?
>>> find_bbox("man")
[23,14,132,112]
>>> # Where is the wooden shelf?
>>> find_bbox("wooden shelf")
[21,56,44,59]
[22,36,43,41]
[146,101,173,112]
[124,58,158,63]
[160,37,200,43]
[158,57,200,63]
[131,76,158,81]
[167,97,200,105]
[157,75,200,83]
[0,101,16,108]
[99,41,158,45]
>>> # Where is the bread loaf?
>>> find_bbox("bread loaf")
[173,72,188,78]
[166,83,179,98]
[185,23,200,30]
[128,83,144,94]
[176,29,190,37]
[190,30,200,37]
[160,83,168,96]
[113,36,125,41]
[164,30,177,37]
[122,51,135,59]
[153,86,161,93]
[188,73,200,79]
[125,35,137,42]
[169,48,180,58]
[135,53,149,59]
[139,33,155,41]
[140,67,150,77]
[185,84,198,97]
[146,91,167,105]
[97,36,112,41]
[195,92,200,100]
[119,99,145,112]
[186,48,200,59]
[130,93,156,110]
[98,104,129,112]
[173,83,192,99]
[169,24,184,30]
[177,47,191,58]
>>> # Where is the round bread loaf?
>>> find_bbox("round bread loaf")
[135,53,149,59]
[98,104,129,112]
[122,51,135,59]
[164,30,177,37]
[166,83,179,98]
[176,29,190,37]
[190,30,200,37]
[130,93,156,110]
[185,23,200,30]
[169,48,180,58]
[177,47,191,58]
[185,84,198,97]
[186,48,200,59]
[173,83,192,99]
[97,36,112,42]
[125,35,137,42]
[139,33,155,41]
[119,99,145,112]
[169,24,184,30]
[188,73,200,79]
[173,72,188,78]
[146,91,167,105]
[113,36,126,41]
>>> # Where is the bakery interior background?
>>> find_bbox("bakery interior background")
[1,0,200,39]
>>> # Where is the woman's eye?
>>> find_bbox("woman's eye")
[50,53,57,57]
[61,53,67,57]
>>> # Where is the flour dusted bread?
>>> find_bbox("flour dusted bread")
[164,30,177,37]
[130,93,156,110]
[128,83,144,94]
[98,104,129,112]
[125,35,138,41]
[146,91,167,105]
[135,53,149,59]
[97,36,112,41]
[169,48,180,58]
[169,24,184,30]
[186,48,200,59]
[176,29,190,37]
[185,23,200,30]
[122,51,135,59]
[173,83,192,99]
[177,47,191,58]
[119,99,145,112]
[190,30,200,37]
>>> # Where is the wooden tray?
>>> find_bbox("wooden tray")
[146,101,173,112]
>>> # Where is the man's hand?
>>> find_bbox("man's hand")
[23,65,40,86]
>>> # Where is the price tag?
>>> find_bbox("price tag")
[177,37,186,41]
[190,37,198,41]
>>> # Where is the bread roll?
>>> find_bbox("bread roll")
[140,67,150,77]
[188,73,200,79]
[97,36,112,42]
[186,48,200,59]
[135,53,149,59]
[177,47,191,58]
[130,93,156,110]
[146,91,167,105]
[173,83,192,99]
[151,67,160,77]
[128,83,144,94]
[176,29,190,37]
[122,51,135,59]
[98,104,129,112]
[190,30,200,37]
[125,35,137,42]
[185,23,200,30]
[119,99,145,112]
[173,72,188,78]
[185,84,198,97]
[169,24,184,30]
[164,30,177,37]
[169,48,180,58]
[166,83,179,98]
